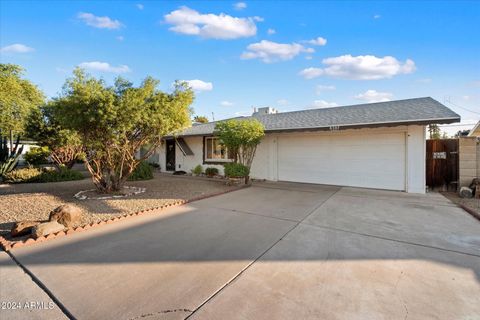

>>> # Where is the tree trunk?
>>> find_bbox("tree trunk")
[9,130,13,153]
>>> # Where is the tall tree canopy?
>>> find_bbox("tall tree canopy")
[26,103,83,169]
[193,115,209,123]
[53,68,194,192]
[0,64,44,143]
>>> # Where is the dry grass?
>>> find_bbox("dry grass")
[0,172,236,238]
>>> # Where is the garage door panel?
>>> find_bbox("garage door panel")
[277,133,406,190]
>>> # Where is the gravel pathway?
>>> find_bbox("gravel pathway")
[0,173,236,238]
[441,191,480,216]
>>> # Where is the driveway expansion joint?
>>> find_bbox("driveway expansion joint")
[5,250,74,320]
[185,187,342,319]
[300,222,480,258]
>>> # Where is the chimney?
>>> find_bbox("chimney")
[252,106,278,116]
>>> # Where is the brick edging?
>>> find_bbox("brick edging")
[459,204,480,221]
[0,185,248,251]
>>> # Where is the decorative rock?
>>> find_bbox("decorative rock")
[32,221,65,239]
[11,220,42,237]
[49,204,83,228]
[459,186,473,198]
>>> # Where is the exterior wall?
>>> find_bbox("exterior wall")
[459,136,478,187]
[406,125,426,193]
[155,125,426,193]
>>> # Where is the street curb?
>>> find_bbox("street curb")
[0,185,248,251]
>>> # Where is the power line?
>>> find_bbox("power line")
[444,96,480,115]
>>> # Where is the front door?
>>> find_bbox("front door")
[166,139,176,171]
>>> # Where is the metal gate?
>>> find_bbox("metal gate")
[426,139,459,191]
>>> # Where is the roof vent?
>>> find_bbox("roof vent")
[253,107,278,116]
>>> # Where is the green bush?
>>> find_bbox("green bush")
[223,163,249,178]
[37,168,84,182]
[205,167,219,177]
[191,164,203,175]
[3,167,84,183]
[24,146,50,165]
[128,161,154,181]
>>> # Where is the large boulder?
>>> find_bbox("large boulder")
[49,204,83,228]
[11,220,42,237]
[32,221,65,239]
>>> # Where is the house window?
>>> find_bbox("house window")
[205,137,232,162]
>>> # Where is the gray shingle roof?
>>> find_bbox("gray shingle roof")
[176,97,460,136]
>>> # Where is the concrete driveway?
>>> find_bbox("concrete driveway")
[1,181,480,320]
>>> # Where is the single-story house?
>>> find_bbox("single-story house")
[155,97,460,193]
[468,121,480,137]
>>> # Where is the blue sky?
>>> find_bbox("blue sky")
[1,1,479,134]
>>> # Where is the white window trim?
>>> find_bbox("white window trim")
[204,137,233,162]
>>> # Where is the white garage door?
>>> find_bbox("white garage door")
[277,132,406,190]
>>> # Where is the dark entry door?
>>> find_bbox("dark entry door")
[426,139,458,190]
[166,139,175,171]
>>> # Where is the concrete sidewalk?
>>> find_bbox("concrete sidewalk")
[2,182,480,319]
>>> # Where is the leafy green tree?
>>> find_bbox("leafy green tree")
[26,103,83,169]
[193,115,209,123]
[0,64,44,149]
[428,124,441,139]
[214,119,264,183]
[53,69,194,193]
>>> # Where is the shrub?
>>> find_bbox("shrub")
[223,163,249,178]
[24,146,50,165]
[2,167,42,183]
[191,164,203,176]
[37,167,84,183]
[128,161,154,181]
[2,167,84,183]
[205,167,219,177]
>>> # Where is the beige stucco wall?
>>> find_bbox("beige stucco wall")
[458,137,478,187]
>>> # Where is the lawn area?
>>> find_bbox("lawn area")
[0,172,237,239]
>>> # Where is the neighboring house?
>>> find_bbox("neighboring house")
[6,140,40,165]
[468,121,480,137]
[157,97,460,194]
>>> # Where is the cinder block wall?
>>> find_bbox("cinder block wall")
[459,137,478,188]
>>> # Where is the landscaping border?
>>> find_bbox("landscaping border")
[0,184,248,251]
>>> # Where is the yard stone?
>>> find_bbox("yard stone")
[49,204,83,228]
[10,220,42,237]
[459,186,473,198]
[32,221,65,239]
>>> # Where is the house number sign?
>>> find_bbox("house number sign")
[433,152,447,159]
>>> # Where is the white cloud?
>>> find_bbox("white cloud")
[220,100,234,106]
[77,12,123,29]
[0,43,35,54]
[267,28,276,35]
[305,56,313,60]
[311,100,338,108]
[306,37,327,46]
[416,78,432,83]
[462,95,471,101]
[116,36,124,41]
[373,14,381,19]
[234,2,247,10]
[241,40,314,63]
[136,4,144,10]
[182,79,213,91]
[299,55,416,80]
[78,61,131,73]
[164,6,258,39]
[299,67,323,79]
[355,90,393,103]
[315,85,336,94]
[277,99,289,106]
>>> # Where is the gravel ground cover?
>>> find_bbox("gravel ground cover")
[441,192,480,218]
[0,172,236,238]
